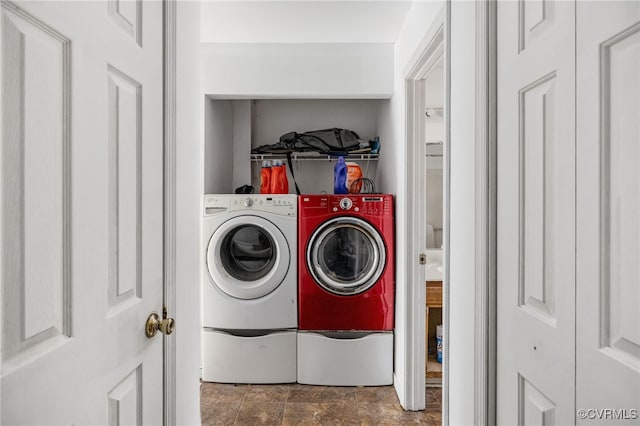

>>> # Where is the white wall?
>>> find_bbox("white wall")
[425,169,443,248]
[201,43,394,98]
[200,1,412,44]
[447,2,477,424]
[424,65,444,248]
[425,64,445,107]
[231,101,252,190]
[175,2,202,425]
[252,99,381,145]
[204,99,233,193]
[375,100,393,195]
[424,65,445,146]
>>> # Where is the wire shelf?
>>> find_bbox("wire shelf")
[250,153,379,162]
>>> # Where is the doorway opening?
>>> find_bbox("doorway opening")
[422,60,445,389]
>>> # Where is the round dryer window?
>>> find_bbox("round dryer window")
[207,216,290,299]
[307,217,386,295]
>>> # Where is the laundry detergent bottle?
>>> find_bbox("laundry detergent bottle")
[260,160,272,194]
[346,162,363,193]
[270,160,288,194]
[334,156,348,194]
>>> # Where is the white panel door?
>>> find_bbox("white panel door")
[576,2,640,424]
[497,0,576,424]
[1,1,164,424]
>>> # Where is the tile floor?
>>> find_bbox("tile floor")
[200,382,442,425]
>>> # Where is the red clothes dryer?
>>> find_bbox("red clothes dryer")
[298,194,395,331]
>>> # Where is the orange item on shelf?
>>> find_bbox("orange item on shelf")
[346,162,363,193]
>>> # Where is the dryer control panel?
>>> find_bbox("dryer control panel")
[330,195,393,216]
[300,194,393,217]
[358,196,393,215]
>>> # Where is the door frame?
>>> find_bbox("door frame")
[163,0,177,424]
[404,1,497,424]
[403,3,446,414]
[473,1,497,425]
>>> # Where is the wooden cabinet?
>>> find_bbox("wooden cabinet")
[425,281,443,382]
[426,280,442,307]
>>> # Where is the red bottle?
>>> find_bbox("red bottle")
[260,161,272,194]
[270,160,288,194]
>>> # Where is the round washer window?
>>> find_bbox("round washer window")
[316,226,376,282]
[220,225,276,281]
[207,215,290,300]
[307,217,386,295]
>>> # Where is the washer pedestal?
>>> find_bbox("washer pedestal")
[202,329,296,384]
[297,331,393,386]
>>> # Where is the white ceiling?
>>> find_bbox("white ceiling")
[200,1,414,44]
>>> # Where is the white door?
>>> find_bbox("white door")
[497,1,576,423]
[1,1,165,424]
[576,2,640,423]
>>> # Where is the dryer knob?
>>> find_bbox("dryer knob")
[339,198,353,210]
[244,198,254,207]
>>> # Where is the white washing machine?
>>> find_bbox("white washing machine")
[201,194,297,383]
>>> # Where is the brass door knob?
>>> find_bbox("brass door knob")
[145,312,175,338]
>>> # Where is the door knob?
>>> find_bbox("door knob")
[145,311,175,338]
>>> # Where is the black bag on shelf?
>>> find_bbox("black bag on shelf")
[253,128,361,154]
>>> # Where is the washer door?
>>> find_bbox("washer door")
[207,216,290,299]
[307,217,386,295]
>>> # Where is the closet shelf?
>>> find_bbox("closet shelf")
[250,153,379,162]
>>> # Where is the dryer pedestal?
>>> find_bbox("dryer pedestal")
[297,331,393,386]
[202,329,296,384]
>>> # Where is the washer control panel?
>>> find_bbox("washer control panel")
[203,195,296,217]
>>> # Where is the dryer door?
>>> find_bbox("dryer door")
[207,215,290,299]
[307,217,386,295]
